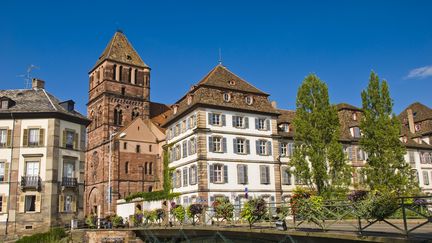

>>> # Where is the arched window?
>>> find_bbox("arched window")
[144,162,148,174]
[132,108,140,119]
[134,69,138,84]
[96,106,102,127]
[128,67,132,83]
[148,186,153,192]
[114,106,123,125]
[113,64,117,80]
[125,161,129,174]
[90,111,95,130]
[119,66,123,82]
[149,162,153,175]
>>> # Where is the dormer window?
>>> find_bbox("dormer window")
[223,93,231,102]
[280,123,290,132]
[228,80,236,86]
[245,96,253,105]
[352,112,357,121]
[415,123,421,132]
[1,100,9,109]
[350,127,361,138]
[187,95,193,105]
[173,105,178,114]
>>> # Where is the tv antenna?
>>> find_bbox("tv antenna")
[17,64,39,89]
[218,48,222,65]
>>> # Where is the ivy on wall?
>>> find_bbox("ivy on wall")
[125,144,180,202]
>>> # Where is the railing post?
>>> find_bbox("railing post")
[401,197,408,236]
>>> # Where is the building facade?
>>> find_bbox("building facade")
[0,79,89,235]
[85,31,169,216]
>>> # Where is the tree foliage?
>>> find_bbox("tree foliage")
[241,198,267,229]
[213,197,234,222]
[360,72,417,194]
[291,74,351,195]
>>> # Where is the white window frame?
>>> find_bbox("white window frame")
[237,138,245,154]
[0,129,7,146]
[211,113,221,126]
[258,119,266,130]
[214,164,223,183]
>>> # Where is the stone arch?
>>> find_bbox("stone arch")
[87,186,102,215]
[114,105,123,125]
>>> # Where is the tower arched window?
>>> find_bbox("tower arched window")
[134,69,138,84]
[144,162,148,174]
[149,162,153,175]
[97,107,102,127]
[128,68,132,83]
[132,108,140,119]
[114,106,123,126]
[113,64,117,80]
[125,161,129,174]
[119,66,123,82]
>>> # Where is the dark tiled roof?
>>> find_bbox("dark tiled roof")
[162,65,278,127]
[399,102,432,123]
[398,102,432,137]
[150,102,172,130]
[93,31,148,71]
[277,109,296,123]
[0,89,89,124]
[336,103,362,111]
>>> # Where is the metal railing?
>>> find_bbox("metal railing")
[20,175,41,190]
[62,177,78,188]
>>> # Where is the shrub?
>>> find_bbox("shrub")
[143,210,157,223]
[132,209,144,226]
[85,214,96,228]
[290,187,314,216]
[241,198,267,229]
[171,205,185,224]
[16,228,67,243]
[155,208,165,222]
[354,190,399,221]
[213,197,234,222]
[348,190,368,202]
[187,204,204,225]
[110,215,123,228]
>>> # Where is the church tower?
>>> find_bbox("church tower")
[85,31,152,216]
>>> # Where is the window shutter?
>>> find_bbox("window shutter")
[282,168,288,185]
[195,166,198,184]
[19,195,25,213]
[246,140,250,154]
[208,113,212,125]
[221,115,226,126]
[4,163,9,182]
[74,133,79,150]
[23,129,28,147]
[182,142,187,158]
[35,194,41,212]
[260,165,265,184]
[266,119,270,131]
[279,143,283,156]
[186,118,190,129]
[223,165,228,183]
[194,139,197,154]
[58,195,64,213]
[39,129,45,146]
[188,140,192,156]
[266,166,270,184]
[267,141,272,155]
[183,168,188,186]
[244,165,248,184]
[233,139,237,154]
[62,130,67,148]
[255,118,259,129]
[245,117,249,128]
[208,137,213,152]
[232,116,236,127]
[6,129,12,147]
[237,165,242,184]
[209,165,214,183]
[256,140,260,155]
[222,137,227,153]
[2,196,7,214]
[189,167,193,185]
[72,195,77,212]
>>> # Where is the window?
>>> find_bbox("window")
[256,140,271,155]
[132,108,140,119]
[415,123,421,132]
[188,138,196,155]
[280,123,290,132]
[149,162,153,175]
[113,64,117,80]
[237,164,248,184]
[175,145,181,160]
[233,138,249,154]
[409,151,415,164]
[294,175,303,185]
[245,96,253,105]
[1,100,8,109]
[282,168,291,185]
[28,128,40,146]
[63,161,74,178]
[25,195,36,212]
[128,68,132,83]
[183,168,188,187]
[0,195,2,212]
[352,112,357,121]
[423,171,430,185]
[255,118,269,130]
[209,113,225,126]
[119,66,123,82]
[287,143,294,157]
[149,145,152,152]
[123,142,127,150]
[421,152,432,164]
[351,127,361,138]
[125,162,129,174]
[0,162,4,182]
[181,120,186,133]
[190,114,197,128]
[210,164,227,183]
[280,142,287,157]
[182,141,187,158]
[114,106,123,125]
[176,170,182,187]
[189,165,197,185]
[345,146,354,161]
[64,130,75,149]
[25,161,39,177]
[64,195,73,212]
[136,145,141,153]
[223,93,231,102]
[233,116,248,128]
[209,136,225,153]
[0,129,7,147]
[187,95,192,105]
[356,148,366,161]
[121,87,125,95]
[260,165,270,184]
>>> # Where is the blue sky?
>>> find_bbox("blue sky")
[0,1,431,114]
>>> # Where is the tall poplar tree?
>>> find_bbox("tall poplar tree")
[291,74,351,196]
[360,72,416,194]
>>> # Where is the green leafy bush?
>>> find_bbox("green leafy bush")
[16,228,67,243]
[171,204,186,224]
[110,214,123,227]
[354,190,399,221]
[187,204,204,225]
[85,214,97,228]
[241,198,267,229]
[213,197,234,222]
[132,209,144,226]
[143,210,157,223]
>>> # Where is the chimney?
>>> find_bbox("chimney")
[407,109,415,134]
[271,101,277,109]
[32,78,45,90]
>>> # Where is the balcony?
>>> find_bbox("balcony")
[61,177,78,188]
[21,176,41,190]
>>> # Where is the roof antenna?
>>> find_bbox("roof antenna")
[218,48,222,65]
[17,64,39,89]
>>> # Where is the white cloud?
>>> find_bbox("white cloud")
[405,65,432,79]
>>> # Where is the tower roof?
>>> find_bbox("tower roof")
[92,31,148,71]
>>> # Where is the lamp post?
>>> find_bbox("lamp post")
[108,131,126,215]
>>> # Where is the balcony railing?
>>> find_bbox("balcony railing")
[21,176,41,190]
[62,177,78,188]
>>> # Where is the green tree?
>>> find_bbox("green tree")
[291,74,351,196]
[360,72,417,194]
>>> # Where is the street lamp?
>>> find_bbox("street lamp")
[108,131,126,215]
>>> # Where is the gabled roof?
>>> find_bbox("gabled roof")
[116,117,165,143]
[0,89,89,125]
[336,103,362,111]
[92,31,148,71]
[398,102,432,123]
[197,64,268,95]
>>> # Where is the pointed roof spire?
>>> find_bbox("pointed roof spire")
[92,31,148,71]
